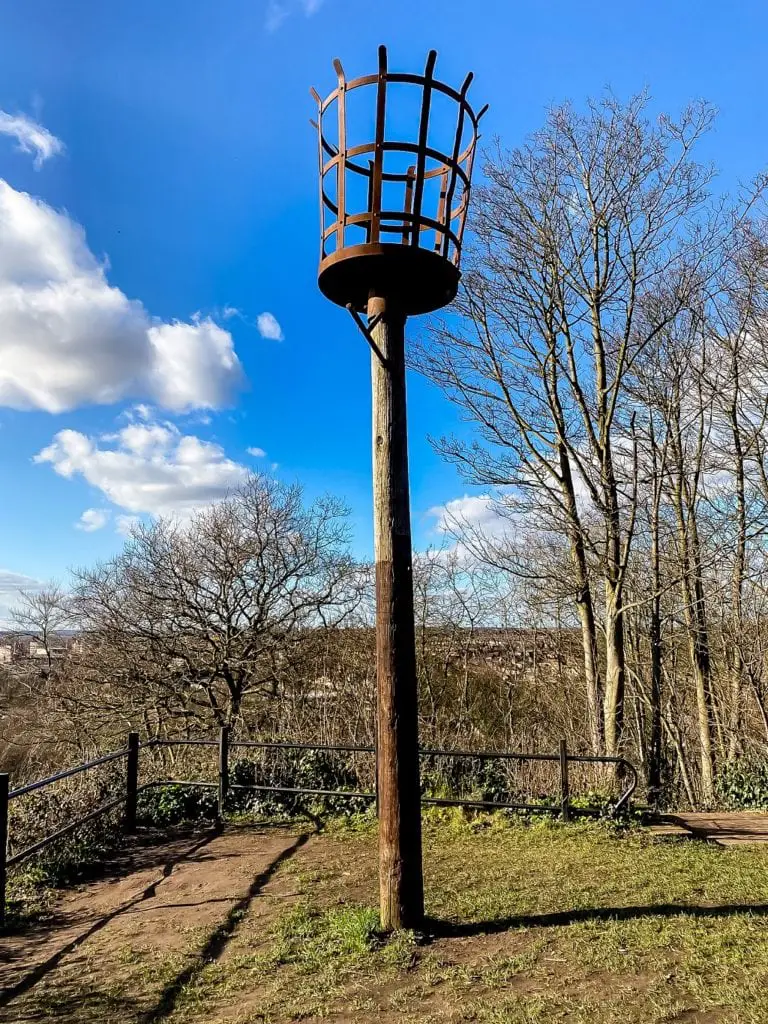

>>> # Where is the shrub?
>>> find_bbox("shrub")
[137,783,218,827]
[717,758,768,809]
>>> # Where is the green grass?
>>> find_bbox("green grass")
[9,812,768,1022]
[160,813,768,1022]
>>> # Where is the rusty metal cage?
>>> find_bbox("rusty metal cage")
[312,46,487,316]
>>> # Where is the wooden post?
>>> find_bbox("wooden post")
[125,732,139,834]
[0,773,7,929]
[218,726,230,824]
[559,739,570,822]
[369,294,424,932]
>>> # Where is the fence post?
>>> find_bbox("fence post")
[218,726,230,824]
[0,773,8,929]
[125,732,139,834]
[559,739,570,822]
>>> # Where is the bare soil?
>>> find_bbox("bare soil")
[0,824,312,1022]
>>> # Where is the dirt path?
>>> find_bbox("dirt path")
[0,823,314,1023]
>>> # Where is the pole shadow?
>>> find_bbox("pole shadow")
[424,901,768,939]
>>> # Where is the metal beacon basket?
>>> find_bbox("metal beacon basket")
[312,45,488,317]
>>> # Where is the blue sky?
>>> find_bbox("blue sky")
[0,0,767,613]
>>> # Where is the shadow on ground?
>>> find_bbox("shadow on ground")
[0,823,314,1023]
[425,900,768,939]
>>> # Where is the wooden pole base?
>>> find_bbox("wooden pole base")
[369,294,425,932]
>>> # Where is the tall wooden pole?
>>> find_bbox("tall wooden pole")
[369,293,424,932]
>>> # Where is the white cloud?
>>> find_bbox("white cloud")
[246,446,266,457]
[427,493,524,563]
[76,507,109,532]
[0,111,64,169]
[0,569,43,626]
[265,1,289,31]
[35,421,249,517]
[256,311,284,341]
[265,0,323,30]
[149,317,243,411]
[0,180,244,412]
[430,494,508,537]
[115,514,140,537]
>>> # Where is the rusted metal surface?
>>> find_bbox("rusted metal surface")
[313,45,487,315]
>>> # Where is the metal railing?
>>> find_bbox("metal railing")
[0,731,637,925]
[142,733,636,824]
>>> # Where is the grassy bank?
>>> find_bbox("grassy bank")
[5,812,768,1022]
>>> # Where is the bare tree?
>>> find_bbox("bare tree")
[417,93,727,755]
[73,475,365,731]
[11,582,72,671]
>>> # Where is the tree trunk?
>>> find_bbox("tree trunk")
[603,580,626,757]
[728,407,746,761]
[648,529,663,804]
[560,449,604,754]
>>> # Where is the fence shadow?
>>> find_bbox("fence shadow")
[141,829,313,1023]
[0,827,220,1007]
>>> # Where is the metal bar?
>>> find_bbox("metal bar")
[364,161,374,242]
[9,749,130,801]
[0,775,7,927]
[125,732,139,834]
[340,209,462,246]
[369,44,387,244]
[141,780,218,790]
[328,140,474,182]
[230,783,375,800]
[434,165,449,252]
[559,739,570,822]
[346,304,388,367]
[218,726,230,822]
[421,747,560,762]
[7,794,126,868]
[567,754,629,764]
[163,738,563,762]
[422,796,560,813]
[152,739,218,748]
[311,86,326,257]
[333,58,347,250]
[409,49,437,247]
[612,760,638,816]
[321,190,339,216]
[402,166,415,244]
[455,126,478,251]
[335,71,475,112]
[442,71,471,259]
[157,736,634,769]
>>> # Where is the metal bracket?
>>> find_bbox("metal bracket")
[346,304,388,368]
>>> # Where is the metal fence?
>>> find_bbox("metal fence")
[0,732,637,924]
